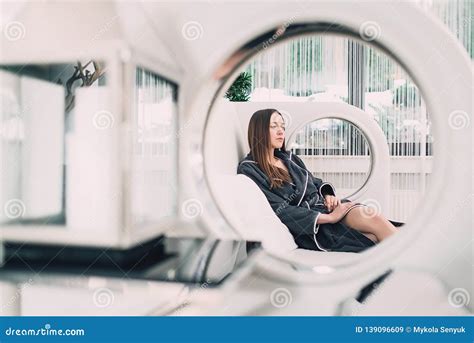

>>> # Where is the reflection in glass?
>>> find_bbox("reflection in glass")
[143,238,258,284]
[1,236,260,286]
[0,62,106,226]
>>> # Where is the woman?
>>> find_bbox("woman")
[237,109,399,252]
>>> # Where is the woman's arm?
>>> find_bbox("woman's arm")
[317,213,335,224]
[317,202,355,224]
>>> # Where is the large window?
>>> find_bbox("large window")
[246,36,349,102]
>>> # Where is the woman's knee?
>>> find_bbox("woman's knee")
[365,213,390,232]
[343,206,387,229]
[359,206,380,219]
[346,206,378,223]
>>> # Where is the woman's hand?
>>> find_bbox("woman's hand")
[324,195,341,212]
[330,201,355,223]
[317,201,355,224]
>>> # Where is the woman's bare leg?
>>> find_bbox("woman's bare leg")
[341,206,398,242]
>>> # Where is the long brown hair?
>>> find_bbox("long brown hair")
[248,109,292,189]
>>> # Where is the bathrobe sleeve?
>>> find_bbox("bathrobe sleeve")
[291,153,336,198]
[237,162,324,237]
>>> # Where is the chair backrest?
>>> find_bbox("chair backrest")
[214,174,299,252]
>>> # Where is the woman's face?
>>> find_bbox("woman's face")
[269,111,285,149]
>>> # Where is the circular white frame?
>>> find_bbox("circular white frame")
[287,118,374,200]
[282,102,391,203]
[184,2,472,296]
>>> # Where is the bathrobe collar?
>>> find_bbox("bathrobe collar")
[240,149,309,206]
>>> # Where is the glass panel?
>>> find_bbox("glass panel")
[245,35,349,102]
[417,0,473,59]
[290,119,371,199]
[0,61,107,226]
[2,237,260,286]
[132,67,178,227]
[364,47,432,222]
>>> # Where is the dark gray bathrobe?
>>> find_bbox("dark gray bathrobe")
[237,149,376,252]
